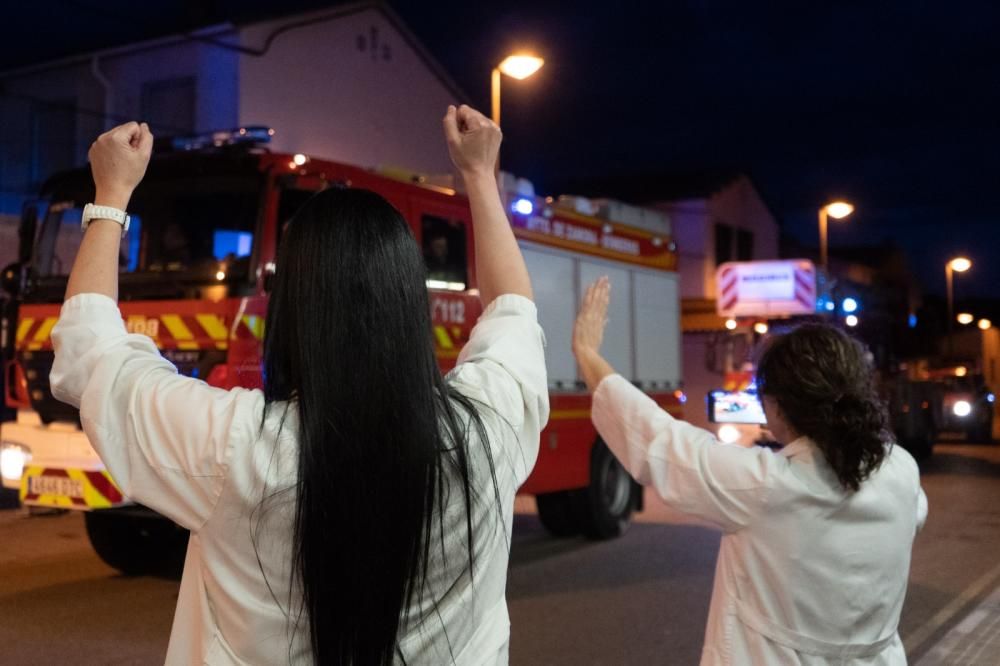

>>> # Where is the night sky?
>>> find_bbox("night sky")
[3,1,998,298]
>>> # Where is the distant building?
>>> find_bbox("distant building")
[0,1,469,268]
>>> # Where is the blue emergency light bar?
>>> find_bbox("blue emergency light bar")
[169,126,275,152]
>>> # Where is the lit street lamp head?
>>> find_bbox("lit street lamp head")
[824,201,855,219]
[497,54,545,80]
[948,257,972,273]
[957,313,974,325]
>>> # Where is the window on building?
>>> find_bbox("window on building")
[422,215,467,289]
[141,77,196,134]
[736,229,754,261]
[714,222,733,266]
[31,100,77,187]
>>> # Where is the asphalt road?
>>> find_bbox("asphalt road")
[2,441,999,665]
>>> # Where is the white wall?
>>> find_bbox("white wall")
[0,62,104,196]
[238,8,460,174]
[659,199,710,299]
[656,176,780,301]
[0,31,240,216]
[99,37,240,133]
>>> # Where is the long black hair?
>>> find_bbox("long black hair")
[756,323,891,491]
[262,187,495,664]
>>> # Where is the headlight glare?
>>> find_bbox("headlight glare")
[0,441,31,482]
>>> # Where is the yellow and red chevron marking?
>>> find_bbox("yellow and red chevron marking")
[19,466,125,510]
[15,299,267,352]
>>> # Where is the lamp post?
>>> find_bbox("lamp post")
[946,257,972,356]
[490,54,544,126]
[818,201,854,271]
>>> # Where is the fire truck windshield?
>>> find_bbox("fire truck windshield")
[33,171,261,283]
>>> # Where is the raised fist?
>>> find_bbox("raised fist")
[442,105,502,177]
[88,121,154,207]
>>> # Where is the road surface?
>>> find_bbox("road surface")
[1,442,997,664]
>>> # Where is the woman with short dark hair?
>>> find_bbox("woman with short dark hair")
[50,105,548,665]
[573,278,926,665]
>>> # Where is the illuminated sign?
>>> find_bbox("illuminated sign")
[716,260,816,317]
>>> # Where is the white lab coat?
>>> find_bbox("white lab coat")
[592,374,927,666]
[50,293,548,665]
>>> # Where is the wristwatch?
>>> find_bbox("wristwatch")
[81,203,130,235]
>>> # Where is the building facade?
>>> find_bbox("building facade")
[0,2,468,269]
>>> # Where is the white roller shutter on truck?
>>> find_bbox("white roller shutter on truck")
[522,247,577,387]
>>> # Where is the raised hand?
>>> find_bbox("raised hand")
[88,121,154,210]
[573,277,616,392]
[442,105,502,177]
[574,277,611,357]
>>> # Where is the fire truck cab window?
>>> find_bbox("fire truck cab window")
[276,188,317,248]
[422,215,467,290]
[35,173,260,281]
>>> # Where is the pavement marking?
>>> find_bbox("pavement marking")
[904,558,1000,657]
[914,583,1000,665]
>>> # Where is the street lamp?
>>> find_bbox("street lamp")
[957,313,974,325]
[978,319,992,331]
[491,54,544,126]
[946,257,972,355]
[818,201,854,271]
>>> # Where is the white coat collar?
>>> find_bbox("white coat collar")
[779,436,814,459]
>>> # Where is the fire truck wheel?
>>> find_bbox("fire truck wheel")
[536,491,581,537]
[84,510,189,576]
[576,438,635,540]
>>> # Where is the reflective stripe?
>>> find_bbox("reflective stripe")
[734,598,898,659]
[241,315,265,341]
[16,317,35,344]
[196,313,230,349]
[160,314,199,350]
[433,325,454,350]
[20,466,125,510]
[33,317,58,343]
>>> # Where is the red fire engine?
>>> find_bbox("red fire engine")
[0,128,682,573]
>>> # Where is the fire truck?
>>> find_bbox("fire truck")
[0,128,682,573]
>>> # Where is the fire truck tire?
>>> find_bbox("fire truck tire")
[575,438,635,540]
[84,510,189,576]
[536,491,581,537]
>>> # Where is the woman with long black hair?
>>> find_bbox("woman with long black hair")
[50,105,548,664]
[573,278,927,665]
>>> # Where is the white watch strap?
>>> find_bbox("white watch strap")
[82,203,130,235]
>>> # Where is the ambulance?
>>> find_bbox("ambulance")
[0,128,682,573]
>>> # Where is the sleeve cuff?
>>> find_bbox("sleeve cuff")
[59,293,127,335]
[479,293,538,322]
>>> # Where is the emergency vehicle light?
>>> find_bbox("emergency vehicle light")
[512,197,534,216]
[169,126,274,151]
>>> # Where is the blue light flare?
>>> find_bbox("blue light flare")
[512,198,534,216]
